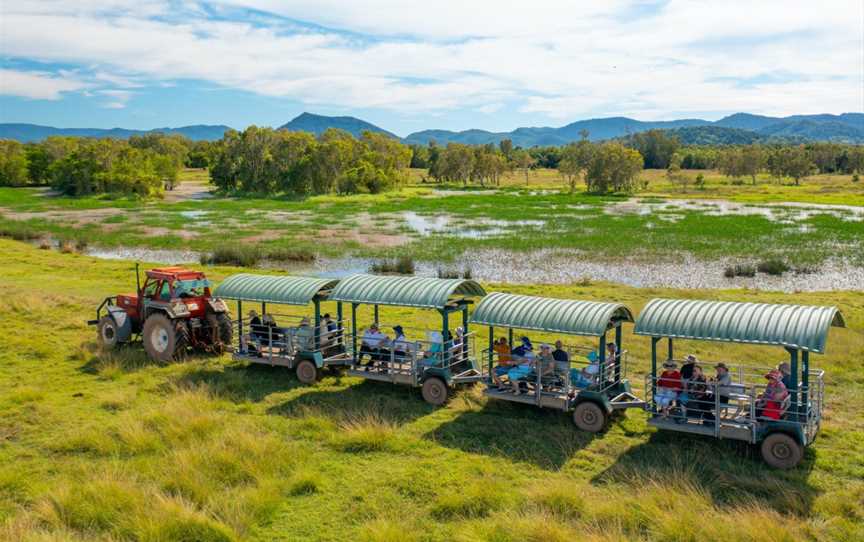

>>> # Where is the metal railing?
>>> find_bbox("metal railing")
[234,314,348,365]
[644,364,824,442]
[345,327,480,385]
[483,342,630,396]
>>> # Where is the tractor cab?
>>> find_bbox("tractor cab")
[138,267,216,319]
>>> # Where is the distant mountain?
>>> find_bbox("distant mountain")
[0,123,232,143]
[279,112,398,139]
[404,112,864,146]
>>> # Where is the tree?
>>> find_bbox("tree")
[666,152,687,191]
[0,140,30,186]
[740,145,765,184]
[585,142,643,193]
[782,146,816,186]
[558,139,594,192]
[626,129,679,169]
[498,138,513,159]
[511,149,534,184]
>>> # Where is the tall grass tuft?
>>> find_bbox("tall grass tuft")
[331,413,397,453]
[201,244,315,267]
[757,258,790,276]
[430,480,511,520]
[724,263,756,278]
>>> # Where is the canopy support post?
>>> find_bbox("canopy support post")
[237,300,243,342]
[351,303,358,364]
[508,328,513,348]
[462,305,469,361]
[261,302,266,315]
[667,337,674,361]
[314,299,321,350]
[651,337,659,411]
[789,347,799,416]
[598,332,606,388]
[488,326,494,376]
[801,350,809,417]
[374,304,379,325]
[614,324,622,382]
[336,301,343,334]
[442,310,450,368]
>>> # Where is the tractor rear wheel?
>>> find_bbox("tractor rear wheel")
[143,313,184,362]
[97,316,119,349]
[296,359,318,384]
[422,377,449,406]
[573,401,607,433]
[761,433,803,469]
[206,311,233,349]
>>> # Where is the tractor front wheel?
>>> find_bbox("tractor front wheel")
[97,316,119,349]
[761,433,803,469]
[573,401,607,433]
[143,313,185,362]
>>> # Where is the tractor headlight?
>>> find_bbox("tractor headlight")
[172,302,189,314]
[186,302,199,311]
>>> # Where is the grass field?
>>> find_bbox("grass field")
[1,169,863,268]
[1,239,862,541]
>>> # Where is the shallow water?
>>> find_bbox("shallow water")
[76,244,864,292]
[402,211,546,238]
[609,199,864,223]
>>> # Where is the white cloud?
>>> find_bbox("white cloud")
[1,0,862,121]
[0,69,88,99]
[97,89,135,109]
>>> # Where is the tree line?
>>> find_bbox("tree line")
[0,134,189,195]
[208,127,411,195]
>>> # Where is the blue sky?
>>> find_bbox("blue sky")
[1,0,862,137]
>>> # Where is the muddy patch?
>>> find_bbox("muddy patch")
[0,207,125,227]
[141,226,199,240]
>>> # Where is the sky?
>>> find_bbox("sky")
[1,0,862,137]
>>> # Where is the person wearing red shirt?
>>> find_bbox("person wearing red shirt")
[656,360,683,418]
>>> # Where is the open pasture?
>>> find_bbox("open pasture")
[1,239,862,541]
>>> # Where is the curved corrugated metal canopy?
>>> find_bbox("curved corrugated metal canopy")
[471,292,634,336]
[329,274,486,309]
[215,274,339,306]
[634,298,845,354]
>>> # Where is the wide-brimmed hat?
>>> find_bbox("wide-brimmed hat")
[663,360,677,369]
[778,362,791,374]
[587,351,599,363]
[686,354,697,362]
[715,362,728,371]
[248,309,258,317]
[765,369,782,380]
[540,343,551,350]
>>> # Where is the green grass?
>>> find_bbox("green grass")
[0,239,862,541]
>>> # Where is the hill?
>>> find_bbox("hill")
[651,125,807,146]
[0,123,232,142]
[279,112,398,139]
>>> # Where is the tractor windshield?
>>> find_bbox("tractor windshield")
[174,279,211,297]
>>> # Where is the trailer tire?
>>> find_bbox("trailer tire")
[97,316,120,349]
[761,433,803,469]
[422,377,448,406]
[296,360,318,385]
[143,313,182,362]
[573,401,607,433]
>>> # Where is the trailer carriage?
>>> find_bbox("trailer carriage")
[634,298,845,469]
[214,273,352,383]
[328,273,487,405]
[470,292,644,432]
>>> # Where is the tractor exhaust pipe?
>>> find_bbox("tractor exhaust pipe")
[135,262,141,295]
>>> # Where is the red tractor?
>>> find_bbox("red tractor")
[88,265,232,361]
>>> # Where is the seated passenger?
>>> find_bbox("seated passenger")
[552,340,570,375]
[511,336,533,360]
[680,354,697,383]
[537,344,557,381]
[606,342,620,380]
[247,310,264,354]
[492,337,513,390]
[570,351,600,389]
[360,323,387,366]
[757,369,788,420]
[295,317,314,351]
[391,325,413,362]
[777,362,792,390]
[656,360,682,418]
[506,358,535,395]
[703,362,733,424]
[685,365,710,419]
[419,331,444,369]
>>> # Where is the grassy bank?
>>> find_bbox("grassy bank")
[1,169,863,268]
[1,239,862,541]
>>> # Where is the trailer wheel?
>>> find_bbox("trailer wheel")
[97,316,120,349]
[143,313,182,362]
[573,401,607,433]
[422,377,448,406]
[761,433,803,469]
[296,360,318,385]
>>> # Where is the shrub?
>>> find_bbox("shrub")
[370,256,415,275]
[852,173,860,183]
[757,258,790,276]
[723,264,756,278]
[201,245,315,267]
[436,267,472,279]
